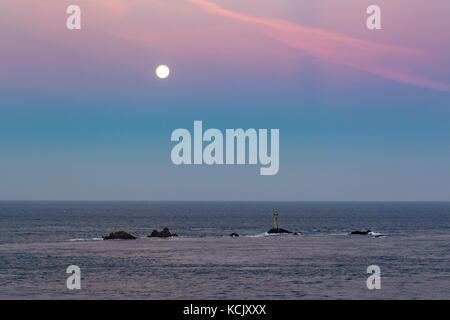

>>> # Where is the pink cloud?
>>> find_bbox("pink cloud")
[186,0,450,91]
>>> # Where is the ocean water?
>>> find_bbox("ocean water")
[0,201,449,299]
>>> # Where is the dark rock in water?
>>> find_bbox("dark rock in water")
[229,233,239,237]
[267,228,293,234]
[148,227,176,238]
[103,231,136,240]
[350,230,371,235]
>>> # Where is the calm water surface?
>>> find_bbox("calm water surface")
[0,201,449,299]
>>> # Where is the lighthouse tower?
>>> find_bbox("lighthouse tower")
[268,210,293,234]
[273,210,279,230]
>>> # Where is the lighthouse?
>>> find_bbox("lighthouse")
[267,210,295,234]
[273,210,279,230]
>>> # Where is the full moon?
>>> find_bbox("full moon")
[155,65,170,79]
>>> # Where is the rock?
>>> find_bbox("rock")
[148,227,177,238]
[229,233,239,237]
[103,231,136,240]
[267,228,293,234]
[350,230,371,235]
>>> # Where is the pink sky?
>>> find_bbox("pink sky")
[1,0,449,91]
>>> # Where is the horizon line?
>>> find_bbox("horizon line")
[1,200,450,203]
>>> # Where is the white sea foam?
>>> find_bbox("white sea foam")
[243,233,269,237]
[67,237,103,242]
[369,232,386,238]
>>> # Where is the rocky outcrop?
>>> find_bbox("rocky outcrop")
[267,210,295,235]
[229,233,239,237]
[148,227,178,238]
[103,231,136,240]
[267,228,293,234]
[350,230,371,235]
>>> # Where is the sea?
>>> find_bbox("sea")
[0,201,449,299]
